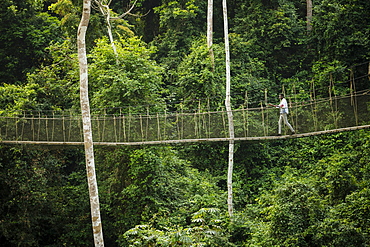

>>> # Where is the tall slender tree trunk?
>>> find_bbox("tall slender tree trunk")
[306,0,313,32]
[207,0,215,68]
[222,0,234,218]
[77,1,105,246]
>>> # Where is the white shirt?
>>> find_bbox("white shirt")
[278,98,289,114]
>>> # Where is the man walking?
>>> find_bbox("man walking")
[269,94,295,135]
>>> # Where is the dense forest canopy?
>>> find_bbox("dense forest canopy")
[0,0,369,246]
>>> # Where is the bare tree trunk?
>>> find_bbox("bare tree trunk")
[207,0,215,68]
[222,0,234,218]
[77,1,105,246]
[306,0,313,32]
[93,0,119,63]
[104,6,118,60]
[93,0,138,64]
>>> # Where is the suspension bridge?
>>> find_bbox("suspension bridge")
[0,89,369,146]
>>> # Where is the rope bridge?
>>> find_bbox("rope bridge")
[0,90,369,145]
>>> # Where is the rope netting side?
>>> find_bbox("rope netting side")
[0,91,369,143]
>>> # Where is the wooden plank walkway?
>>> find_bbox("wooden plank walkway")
[1,124,369,146]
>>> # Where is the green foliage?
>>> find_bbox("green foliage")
[232,0,309,81]
[237,130,370,246]
[0,40,80,113]
[154,0,198,28]
[311,60,349,97]
[88,37,165,113]
[1,0,370,246]
[238,169,320,247]
[0,84,38,115]
[150,0,206,94]
[327,188,370,245]
[314,215,366,246]
[26,40,80,111]
[0,1,63,84]
[312,0,370,65]
[175,142,228,176]
[174,39,225,110]
[0,145,93,246]
[312,153,359,204]
[228,33,275,108]
[93,146,226,245]
[122,208,234,246]
[122,224,171,246]
[49,0,109,50]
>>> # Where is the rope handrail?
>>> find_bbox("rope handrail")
[2,89,368,119]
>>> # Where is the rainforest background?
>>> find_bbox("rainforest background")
[0,0,370,246]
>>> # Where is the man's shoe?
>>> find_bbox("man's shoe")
[290,131,296,135]
[276,133,282,136]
